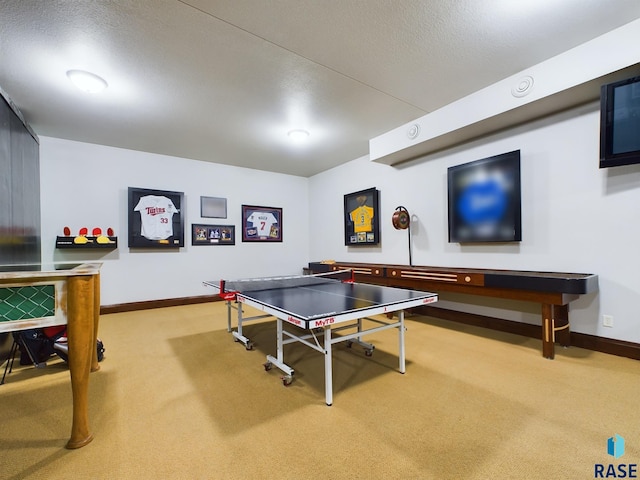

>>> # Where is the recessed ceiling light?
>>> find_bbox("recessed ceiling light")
[66,69,108,93]
[287,129,310,141]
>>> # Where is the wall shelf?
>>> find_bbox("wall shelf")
[55,236,118,249]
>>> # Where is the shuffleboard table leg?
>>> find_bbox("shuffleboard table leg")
[553,305,571,348]
[541,304,555,359]
[542,304,571,359]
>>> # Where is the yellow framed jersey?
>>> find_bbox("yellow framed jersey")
[344,187,380,246]
[350,205,374,232]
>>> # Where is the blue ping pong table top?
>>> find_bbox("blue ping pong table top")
[234,281,437,322]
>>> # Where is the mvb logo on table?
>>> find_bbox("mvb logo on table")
[595,434,637,478]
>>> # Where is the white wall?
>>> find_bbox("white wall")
[309,102,640,344]
[39,100,640,345]
[39,137,309,306]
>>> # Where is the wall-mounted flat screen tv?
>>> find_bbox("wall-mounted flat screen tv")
[600,75,640,168]
[448,150,522,243]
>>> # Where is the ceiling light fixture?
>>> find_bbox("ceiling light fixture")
[287,129,310,142]
[66,69,108,93]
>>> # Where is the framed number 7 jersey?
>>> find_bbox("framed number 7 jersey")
[241,205,282,242]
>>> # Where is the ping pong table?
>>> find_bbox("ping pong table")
[205,270,438,405]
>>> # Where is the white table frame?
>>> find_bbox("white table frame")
[236,293,437,406]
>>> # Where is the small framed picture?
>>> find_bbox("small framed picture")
[241,205,282,242]
[344,187,380,246]
[192,224,235,245]
[200,196,227,218]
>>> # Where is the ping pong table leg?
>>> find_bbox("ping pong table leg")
[352,318,375,356]
[324,326,333,406]
[398,311,406,374]
[226,300,232,333]
[265,318,294,385]
[275,318,284,364]
[231,301,254,350]
[236,304,244,340]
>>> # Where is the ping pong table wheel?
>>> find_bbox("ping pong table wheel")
[365,349,374,357]
[263,362,272,371]
[346,341,353,348]
[245,341,254,351]
[281,375,293,386]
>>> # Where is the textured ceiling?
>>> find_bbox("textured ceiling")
[2,0,640,176]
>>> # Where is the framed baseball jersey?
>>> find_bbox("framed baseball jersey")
[344,187,380,246]
[128,187,185,247]
[241,205,282,242]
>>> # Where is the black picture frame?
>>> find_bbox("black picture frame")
[344,187,380,246]
[241,205,282,242]
[447,150,521,243]
[599,75,640,168]
[192,224,235,245]
[128,187,185,248]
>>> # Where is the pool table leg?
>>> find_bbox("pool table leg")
[65,275,95,449]
[91,273,101,373]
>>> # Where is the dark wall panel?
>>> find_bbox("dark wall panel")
[0,93,41,361]
[0,100,11,246]
[0,95,40,265]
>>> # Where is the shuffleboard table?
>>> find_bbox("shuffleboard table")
[308,262,598,359]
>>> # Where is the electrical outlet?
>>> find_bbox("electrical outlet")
[603,314,614,328]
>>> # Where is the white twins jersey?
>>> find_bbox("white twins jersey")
[134,195,179,240]
[248,211,277,237]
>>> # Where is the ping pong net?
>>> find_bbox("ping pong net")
[218,269,354,300]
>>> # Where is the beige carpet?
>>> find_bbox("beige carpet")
[1,302,639,480]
